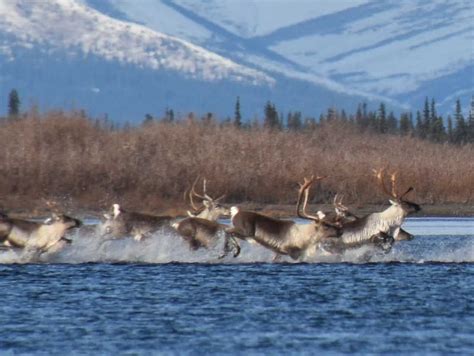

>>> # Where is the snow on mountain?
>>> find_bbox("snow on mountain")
[269,0,473,96]
[173,0,369,38]
[101,0,392,102]
[102,0,473,115]
[0,0,273,85]
[1,0,386,121]
[1,0,470,121]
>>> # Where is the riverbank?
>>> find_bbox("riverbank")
[2,201,473,220]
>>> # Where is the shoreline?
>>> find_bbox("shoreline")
[2,203,473,220]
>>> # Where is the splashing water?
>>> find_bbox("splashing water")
[0,218,473,264]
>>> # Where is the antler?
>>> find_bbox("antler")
[188,177,226,212]
[333,194,348,212]
[390,172,399,198]
[188,176,205,212]
[296,175,326,221]
[373,168,395,198]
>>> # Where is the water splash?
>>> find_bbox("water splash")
[0,225,473,264]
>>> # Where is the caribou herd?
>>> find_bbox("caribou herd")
[0,169,421,262]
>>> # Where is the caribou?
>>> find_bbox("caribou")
[337,169,420,248]
[186,177,230,220]
[227,176,342,260]
[172,178,240,258]
[0,212,82,255]
[101,204,175,241]
[330,194,414,241]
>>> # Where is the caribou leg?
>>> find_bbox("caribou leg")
[219,235,241,259]
[272,253,282,262]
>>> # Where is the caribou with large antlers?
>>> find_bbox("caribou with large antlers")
[330,194,414,241]
[337,168,420,247]
[173,178,239,258]
[186,177,230,220]
[227,176,342,260]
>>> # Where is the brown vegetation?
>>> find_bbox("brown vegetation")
[0,110,473,215]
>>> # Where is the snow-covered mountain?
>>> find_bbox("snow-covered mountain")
[0,0,472,121]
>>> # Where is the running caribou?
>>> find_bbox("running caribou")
[227,176,342,260]
[330,194,414,241]
[335,168,420,249]
[101,204,175,241]
[0,212,82,254]
[173,178,240,257]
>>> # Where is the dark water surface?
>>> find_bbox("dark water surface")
[1,218,473,355]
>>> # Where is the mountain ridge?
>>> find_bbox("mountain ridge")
[0,0,471,121]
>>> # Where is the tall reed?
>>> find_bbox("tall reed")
[0,110,472,212]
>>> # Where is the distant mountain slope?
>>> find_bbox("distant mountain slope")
[0,0,272,84]
[0,0,387,121]
[105,0,473,115]
[1,0,471,122]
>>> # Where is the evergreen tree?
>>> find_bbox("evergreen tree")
[453,99,467,144]
[287,111,302,131]
[355,104,363,128]
[399,113,411,135]
[431,116,446,143]
[468,95,474,142]
[422,97,430,138]
[264,101,280,129]
[378,103,387,133]
[164,108,174,122]
[430,98,437,122]
[234,96,242,128]
[367,111,378,132]
[340,109,347,122]
[327,107,337,122]
[415,111,425,139]
[143,113,154,125]
[387,111,398,134]
[8,89,20,117]
[447,115,454,143]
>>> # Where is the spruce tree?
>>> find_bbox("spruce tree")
[387,111,398,134]
[287,111,302,131]
[431,116,446,143]
[422,97,430,138]
[355,104,364,129]
[454,99,467,144]
[340,109,347,122]
[447,115,454,143]
[143,113,154,125]
[399,113,411,135]
[468,95,474,142]
[164,108,174,122]
[264,101,279,129]
[234,96,242,128]
[415,111,424,139]
[378,103,387,133]
[8,89,20,117]
[327,107,337,122]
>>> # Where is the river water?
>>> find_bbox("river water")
[1,217,473,354]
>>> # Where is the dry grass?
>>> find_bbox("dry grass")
[0,110,473,214]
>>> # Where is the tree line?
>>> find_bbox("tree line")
[6,88,474,146]
[256,97,474,145]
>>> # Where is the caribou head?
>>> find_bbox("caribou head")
[374,168,421,216]
[187,177,230,221]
